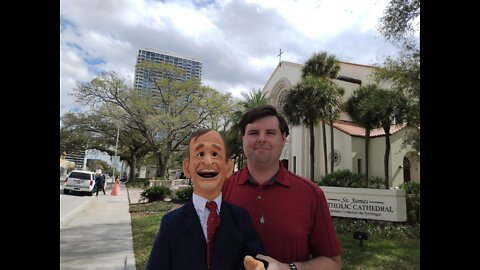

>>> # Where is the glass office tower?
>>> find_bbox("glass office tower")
[134,48,202,91]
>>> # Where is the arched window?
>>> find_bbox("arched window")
[276,89,288,110]
[403,156,411,182]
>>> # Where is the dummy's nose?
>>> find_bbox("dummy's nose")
[203,154,214,165]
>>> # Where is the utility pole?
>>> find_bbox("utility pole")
[112,125,120,179]
[83,149,88,171]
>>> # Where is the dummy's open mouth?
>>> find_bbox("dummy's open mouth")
[197,169,219,178]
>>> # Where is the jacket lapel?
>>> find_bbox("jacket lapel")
[183,199,207,264]
[210,201,232,269]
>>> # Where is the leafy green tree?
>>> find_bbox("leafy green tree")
[290,51,341,177]
[301,52,340,79]
[60,111,119,157]
[345,84,380,186]
[378,0,419,47]
[60,109,151,181]
[225,88,270,169]
[86,159,111,174]
[283,77,338,180]
[377,0,420,155]
[370,88,409,187]
[240,88,270,109]
[325,85,344,173]
[74,64,231,178]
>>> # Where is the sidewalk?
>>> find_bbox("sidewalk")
[60,183,136,270]
[126,187,144,204]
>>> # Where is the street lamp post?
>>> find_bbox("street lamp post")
[112,125,120,179]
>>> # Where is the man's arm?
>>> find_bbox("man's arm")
[255,254,342,270]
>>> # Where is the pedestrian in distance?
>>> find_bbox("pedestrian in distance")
[95,169,106,196]
[223,104,343,269]
[146,129,266,270]
[111,176,121,196]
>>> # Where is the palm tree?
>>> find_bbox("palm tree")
[226,88,270,169]
[325,86,344,173]
[345,84,380,187]
[240,88,270,109]
[370,89,409,188]
[302,52,341,79]
[301,51,341,176]
[283,77,336,180]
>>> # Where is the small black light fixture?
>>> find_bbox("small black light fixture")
[353,231,368,247]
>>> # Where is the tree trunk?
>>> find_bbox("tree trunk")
[322,121,328,175]
[365,128,370,187]
[127,154,137,182]
[329,118,335,173]
[383,126,391,189]
[155,152,164,178]
[161,151,170,178]
[309,124,315,181]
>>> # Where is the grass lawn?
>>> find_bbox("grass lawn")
[130,201,182,270]
[338,232,419,269]
[130,201,420,270]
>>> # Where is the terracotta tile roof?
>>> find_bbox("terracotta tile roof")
[331,120,405,138]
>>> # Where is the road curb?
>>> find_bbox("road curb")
[60,198,95,229]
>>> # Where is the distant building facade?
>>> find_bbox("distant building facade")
[134,48,202,91]
[263,61,420,187]
[64,149,87,170]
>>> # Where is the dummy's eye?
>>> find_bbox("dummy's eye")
[212,152,219,157]
[196,152,205,157]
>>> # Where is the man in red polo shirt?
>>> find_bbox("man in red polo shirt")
[223,105,342,270]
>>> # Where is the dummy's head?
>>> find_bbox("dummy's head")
[183,129,233,200]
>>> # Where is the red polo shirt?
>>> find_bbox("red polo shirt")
[222,163,341,263]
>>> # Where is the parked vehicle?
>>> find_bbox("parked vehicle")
[63,170,96,196]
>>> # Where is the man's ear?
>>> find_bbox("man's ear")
[182,159,191,178]
[225,158,234,178]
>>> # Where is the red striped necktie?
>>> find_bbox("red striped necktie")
[205,201,221,269]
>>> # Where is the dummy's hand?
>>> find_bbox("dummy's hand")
[254,254,286,270]
[244,255,266,270]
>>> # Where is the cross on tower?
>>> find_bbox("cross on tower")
[277,49,284,67]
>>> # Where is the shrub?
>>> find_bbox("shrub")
[319,169,364,188]
[126,178,151,188]
[399,181,420,224]
[174,185,193,202]
[368,176,385,189]
[140,186,172,202]
[333,217,420,239]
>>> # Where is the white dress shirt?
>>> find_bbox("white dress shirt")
[192,193,222,240]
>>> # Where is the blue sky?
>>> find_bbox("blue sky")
[60,0,409,118]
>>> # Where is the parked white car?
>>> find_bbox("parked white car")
[63,170,96,196]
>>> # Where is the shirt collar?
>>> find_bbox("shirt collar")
[240,161,290,187]
[193,193,222,213]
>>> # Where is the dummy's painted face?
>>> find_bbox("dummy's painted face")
[183,131,233,200]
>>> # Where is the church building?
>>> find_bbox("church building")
[262,61,420,187]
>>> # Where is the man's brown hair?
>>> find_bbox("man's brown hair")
[239,105,290,136]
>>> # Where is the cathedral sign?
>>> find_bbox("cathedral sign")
[321,186,407,222]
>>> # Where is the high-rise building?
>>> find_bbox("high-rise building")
[134,48,202,91]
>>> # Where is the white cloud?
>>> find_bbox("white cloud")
[60,0,404,116]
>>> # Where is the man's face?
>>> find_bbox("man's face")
[243,115,286,166]
[183,131,233,199]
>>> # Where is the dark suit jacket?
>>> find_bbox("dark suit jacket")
[146,199,265,270]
